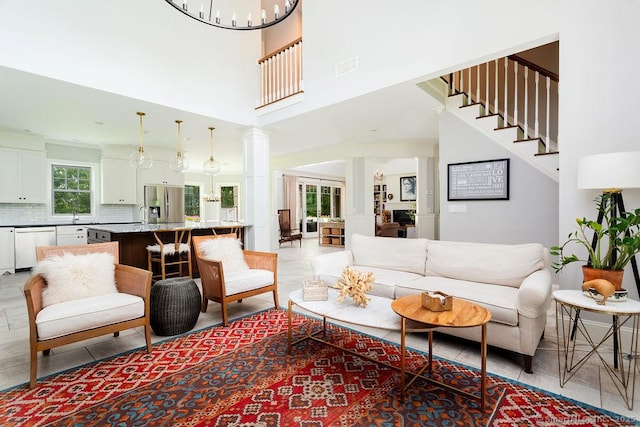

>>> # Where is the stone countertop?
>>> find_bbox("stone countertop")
[86,221,250,234]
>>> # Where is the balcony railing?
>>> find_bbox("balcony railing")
[257,38,303,108]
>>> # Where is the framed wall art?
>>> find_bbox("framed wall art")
[447,158,509,201]
[400,176,416,201]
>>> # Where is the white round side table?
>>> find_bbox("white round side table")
[553,289,640,410]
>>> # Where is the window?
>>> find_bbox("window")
[52,164,92,215]
[184,185,200,219]
[220,186,238,209]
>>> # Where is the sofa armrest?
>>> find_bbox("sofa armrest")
[516,269,552,318]
[310,250,353,277]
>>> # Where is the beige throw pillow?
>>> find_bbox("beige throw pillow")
[34,252,118,307]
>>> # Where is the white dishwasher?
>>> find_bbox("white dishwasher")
[15,227,57,269]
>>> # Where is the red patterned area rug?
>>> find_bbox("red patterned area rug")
[1,309,637,426]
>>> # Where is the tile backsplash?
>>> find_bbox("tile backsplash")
[0,204,138,226]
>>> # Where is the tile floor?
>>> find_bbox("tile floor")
[0,238,638,420]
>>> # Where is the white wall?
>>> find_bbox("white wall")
[0,0,260,125]
[558,1,640,299]
[258,0,561,125]
[438,111,558,249]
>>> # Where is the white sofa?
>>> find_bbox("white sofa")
[310,234,552,373]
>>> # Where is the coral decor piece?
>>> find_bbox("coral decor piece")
[335,267,375,307]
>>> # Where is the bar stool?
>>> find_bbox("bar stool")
[147,228,192,282]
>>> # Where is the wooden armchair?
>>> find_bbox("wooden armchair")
[192,234,279,326]
[23,242,152,388]
[277,209,302,247]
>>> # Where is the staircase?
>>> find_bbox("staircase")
[419,55,559,182]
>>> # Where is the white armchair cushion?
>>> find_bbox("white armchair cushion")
[223,269,274,295]
[36,293,144,340]
[198,238,250,272]
[425,240,545,288]
[33,252,117,307]
[351,234,429,275]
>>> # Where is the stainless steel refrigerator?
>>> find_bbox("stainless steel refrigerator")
[144,185,185,224]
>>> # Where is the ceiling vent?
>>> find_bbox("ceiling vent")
[335,57,358,77]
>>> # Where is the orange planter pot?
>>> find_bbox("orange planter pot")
[582,266,624,291]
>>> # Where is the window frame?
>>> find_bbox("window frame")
[48,159,98,222]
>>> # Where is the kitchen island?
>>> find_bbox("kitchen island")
[87,221,249,276]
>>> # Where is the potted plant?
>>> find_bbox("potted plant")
[551,194,640,290]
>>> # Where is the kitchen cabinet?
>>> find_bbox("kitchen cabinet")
[87,229,112,244]
[101,158,137,204]
[56,225,88,246]
[137,160,184,186]
[0,148,46,203]
[0,227,15,274]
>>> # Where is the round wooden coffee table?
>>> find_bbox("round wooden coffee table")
[392,294,492,410]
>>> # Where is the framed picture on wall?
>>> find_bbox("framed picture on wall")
[400,176,416,201]
[447,158,510,201]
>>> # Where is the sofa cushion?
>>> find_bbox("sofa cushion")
[319,265,423,299]
[395,276,520,326]
[198,238,249,272]
[351,234,429,275]
[34,252,117,307]
[36,293,144,340]
[425,240,544,288]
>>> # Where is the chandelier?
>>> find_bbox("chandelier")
[170,120,190,172]
[130,112,153,169]
[203,126,221,175]
[164,0,300,30]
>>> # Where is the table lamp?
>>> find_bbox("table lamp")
[576,151,640,285]
[577,151,640,192]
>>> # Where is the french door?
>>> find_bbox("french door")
[300,183,342,238]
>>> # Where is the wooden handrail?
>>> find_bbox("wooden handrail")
[509,54,559,82]
[259,37,303,64]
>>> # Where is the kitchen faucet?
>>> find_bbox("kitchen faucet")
[72,201,79,224]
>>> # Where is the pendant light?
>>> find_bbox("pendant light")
[202,126,221,176]
[129,112,153,169]
[169,119,190,172]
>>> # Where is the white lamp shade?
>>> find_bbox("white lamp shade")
[577,151,640,190]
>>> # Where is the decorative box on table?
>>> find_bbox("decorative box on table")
[303,279,328,301]
[422,291,452,312]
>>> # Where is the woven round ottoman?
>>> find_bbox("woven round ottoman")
[150,277,201,336]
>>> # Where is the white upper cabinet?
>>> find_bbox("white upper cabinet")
[100,158,137,204]
[0,148,46,203]
[137,160,184,186]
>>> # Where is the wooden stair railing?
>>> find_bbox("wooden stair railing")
[443,54,559,155]
[257,38,303,108]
